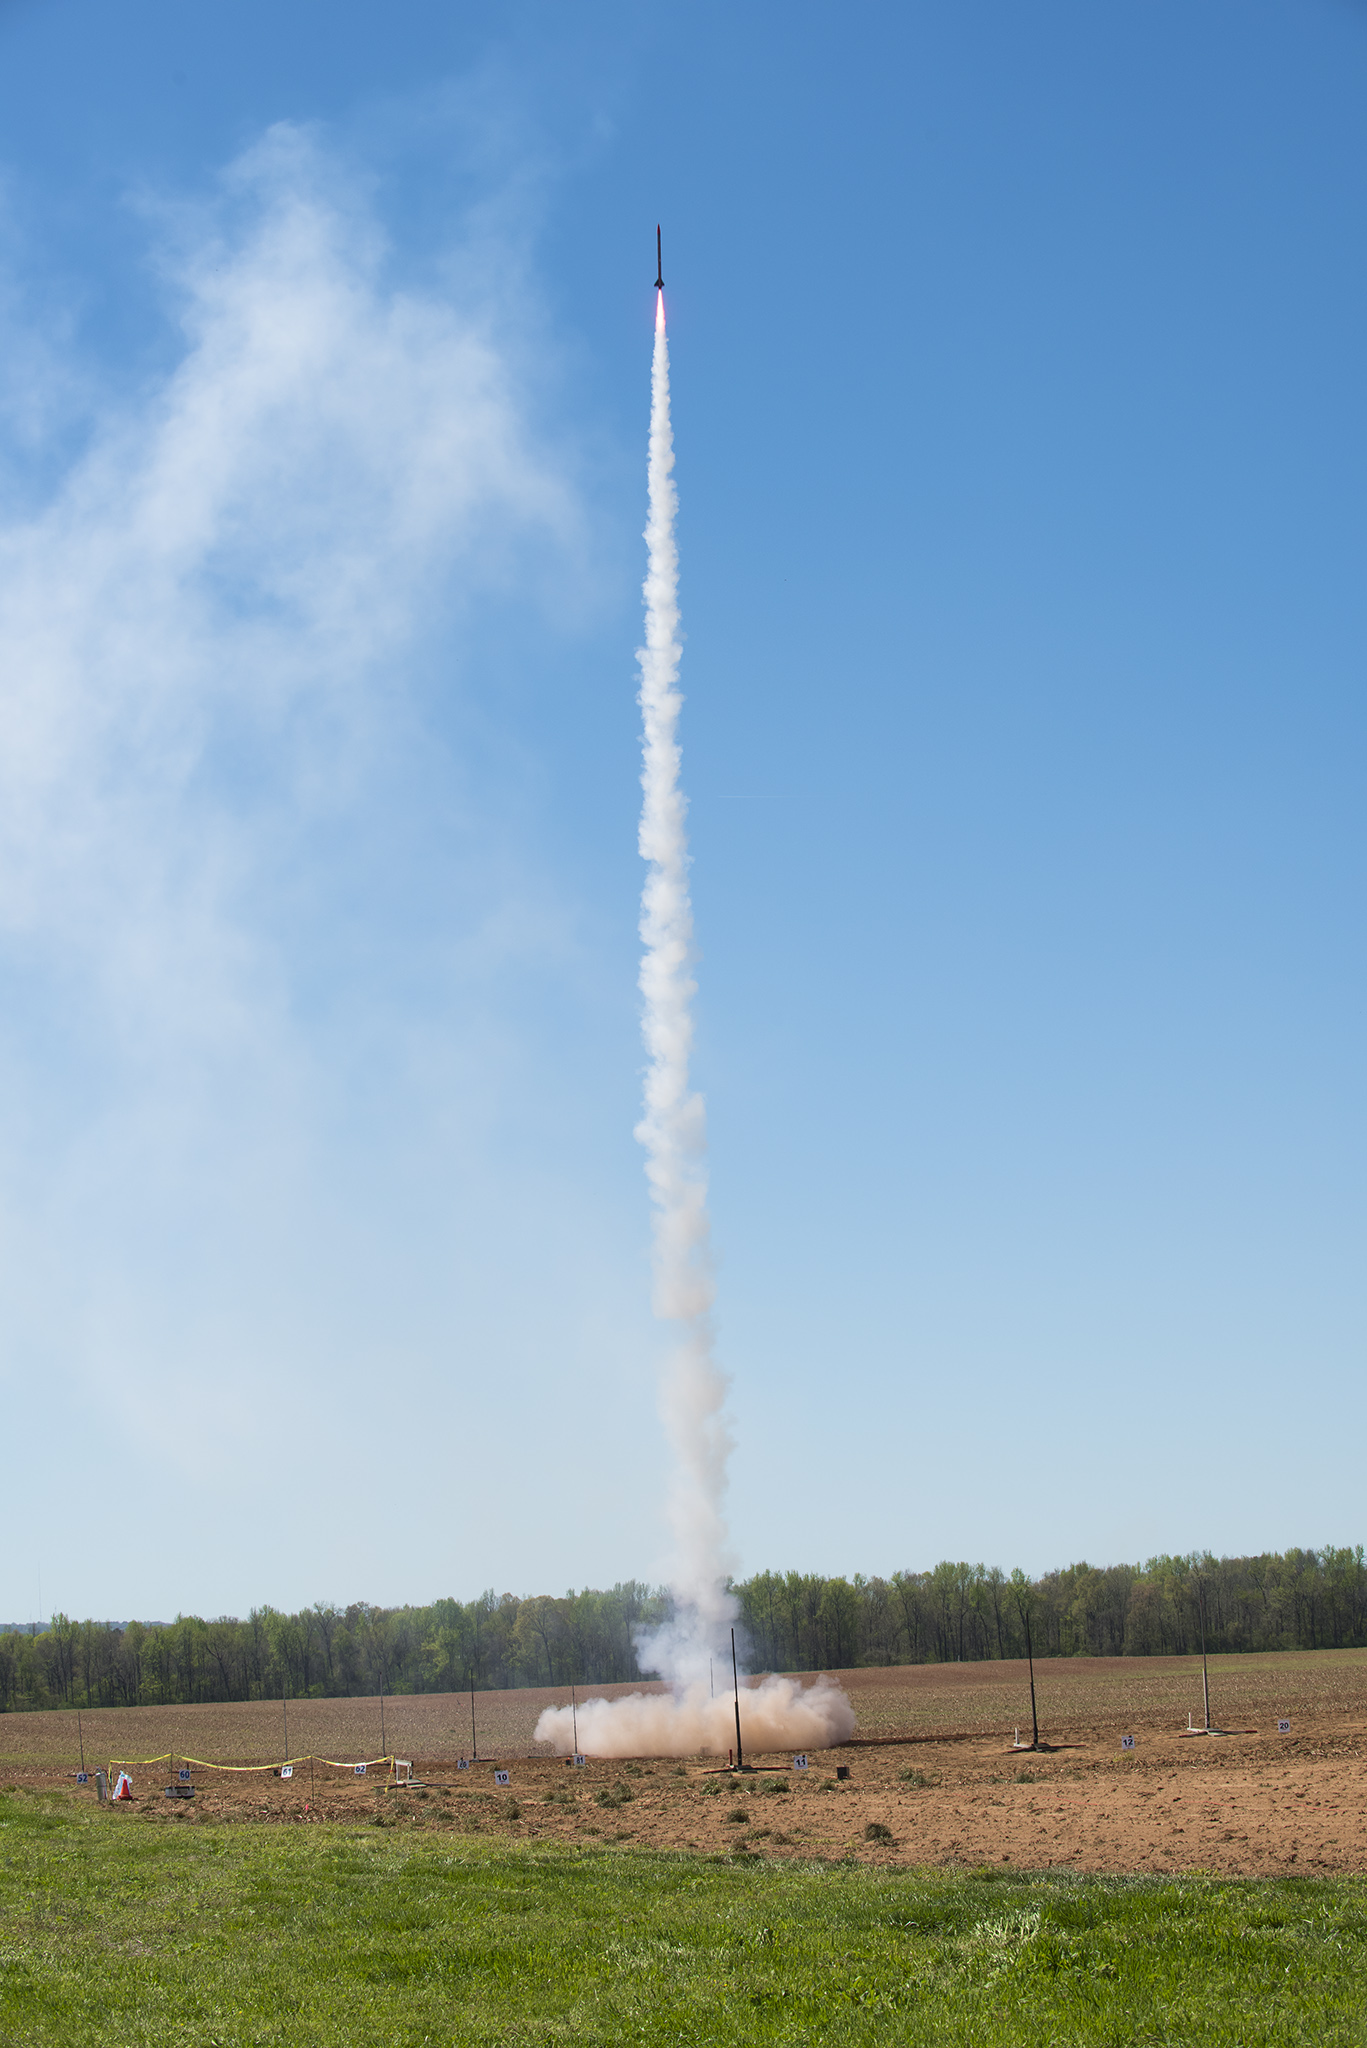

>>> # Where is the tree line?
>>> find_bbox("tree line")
[2,1546,1363,1714]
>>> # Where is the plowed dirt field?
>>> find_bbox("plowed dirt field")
[4,1649,1365,1876]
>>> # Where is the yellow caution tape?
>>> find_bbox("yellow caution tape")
[147,1753,395,1775]
[174,1756,285,1775]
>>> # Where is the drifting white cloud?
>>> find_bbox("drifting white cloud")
[0,125,574,985]
[0,125,608,1504]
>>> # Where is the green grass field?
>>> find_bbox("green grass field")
[2,1790,1365,2045]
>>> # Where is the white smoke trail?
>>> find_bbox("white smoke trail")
[630,289,733,1687]
[534,287,856,1762]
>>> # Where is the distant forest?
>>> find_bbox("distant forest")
[2,1546,1364,1714]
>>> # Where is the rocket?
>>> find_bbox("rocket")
[654,225,664,291]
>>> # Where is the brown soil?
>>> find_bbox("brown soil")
[4,1649,1365,1877]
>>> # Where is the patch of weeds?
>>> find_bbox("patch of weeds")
[1013,1771,1040,1784]
[622,1763,645,1778]
[700,1780,722,1797]
[898,1767,940,1787]
[594,1783,634,1810]
[864,1822,894,1844]
[962,1904,1047,1974]
[501,1799,521,1821]
[726,1808,750,1823]
[760,1778,790,1796]
[673,1766,688,1778]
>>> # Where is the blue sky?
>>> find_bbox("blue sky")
[1,0,1363,1621]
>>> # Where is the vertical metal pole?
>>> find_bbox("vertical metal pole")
[730,1629,744,1771]
[1199,1580,1211,1732]
[283,1688,289,1764]
[1025,1609,1039,1749]
[572,1684,578,1755]
[78,1710,85,1773]
[470,1680,477,1763]
[380,1687,386,1758]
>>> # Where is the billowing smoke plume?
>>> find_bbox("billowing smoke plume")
[534,1672,856,1760]
[534,289,855,1761]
